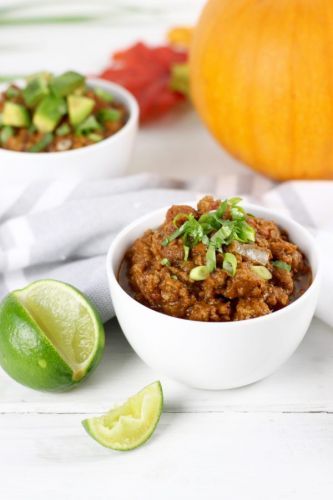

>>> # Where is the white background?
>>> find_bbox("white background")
[0,1,332,499]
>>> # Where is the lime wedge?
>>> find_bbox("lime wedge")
[82,381,163,451]
[0,279,105,391]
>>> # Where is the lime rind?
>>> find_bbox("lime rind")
[82,381,163,451]
[15,279,105,380]
[0,279,105,391]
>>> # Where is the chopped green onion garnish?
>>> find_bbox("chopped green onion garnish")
[234,220,256,243]
[173,213,189,228]
[251,265,272,280]
[189,266,210,281]
[210,223,233,248]
[97,108,121,123]
[161,197,256,282]
[272,260,291,272]
[223,253,237,277]
[0,125,14,144]
[56,123,71,136]
[162,221,187,246]
[95,87,114,103]
[228,197,242,206]
[160,258,170,266]
[29,132,53,152]
[205,243,216,272]
[215,200,228,218]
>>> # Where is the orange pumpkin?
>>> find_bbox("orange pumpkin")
[190,0,333,180]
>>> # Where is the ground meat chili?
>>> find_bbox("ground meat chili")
[0,71,127,153]
[119,196,312,322]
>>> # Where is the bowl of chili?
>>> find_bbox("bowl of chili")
[107,196,321,390]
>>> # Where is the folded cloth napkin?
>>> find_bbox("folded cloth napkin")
[0,172,331,327]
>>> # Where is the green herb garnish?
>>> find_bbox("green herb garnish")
[160,258,170,266]
[173,213,189,228]
[190,266,210,281]
[251,265,272,280]
[183,245,190,261]
[272,260,291,272]
[29,132,53,152]
[223,253,237,277]
[205,243,217,272]
[161,198,255,280]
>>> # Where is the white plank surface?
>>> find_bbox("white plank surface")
[1,412,333,500]
[0,1,333,499]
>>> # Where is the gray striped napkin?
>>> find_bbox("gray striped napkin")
[0,173,331,326]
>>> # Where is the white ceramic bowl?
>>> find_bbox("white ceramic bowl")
[0,78,139,181]
[107,202,321,390]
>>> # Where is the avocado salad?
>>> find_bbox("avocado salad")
[0,71,128,153]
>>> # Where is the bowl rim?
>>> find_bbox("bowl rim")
[106,200,321,328]
[0,78,139,157]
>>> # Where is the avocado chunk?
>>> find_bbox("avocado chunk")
[33,95,67,133]
[76,115,102,134]
[23,77,49,108]
[50,71,85,97]
[95,87,113,103]
[68,95,94,126]
[97,108,121,124]
[26,71,53,84]
[3,102,30,127]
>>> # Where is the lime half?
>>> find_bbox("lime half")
[0,279,105,391]
[82,381,163,451]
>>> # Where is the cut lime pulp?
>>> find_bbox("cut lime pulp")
[0,279,105,391]
[82,381,163,451]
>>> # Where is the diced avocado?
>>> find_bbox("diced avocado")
[56,123,71,136]
[88,133,103,142]
[0,125,14,144]
[94,87,113,103]
[72,84,86,96]
[29,133,54,153]
[23,77,49,108]
[33,95,67,133]
[97,108,121,124]
[68,95,94,126]
[76,115,102,134]
[3,102,30,127]
[51,71,85,97]
[26,72,53,84]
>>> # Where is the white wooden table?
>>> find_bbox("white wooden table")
[1,2,333,499]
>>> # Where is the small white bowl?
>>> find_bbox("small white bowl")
[106,202,321,390]
[0,78,139,181]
